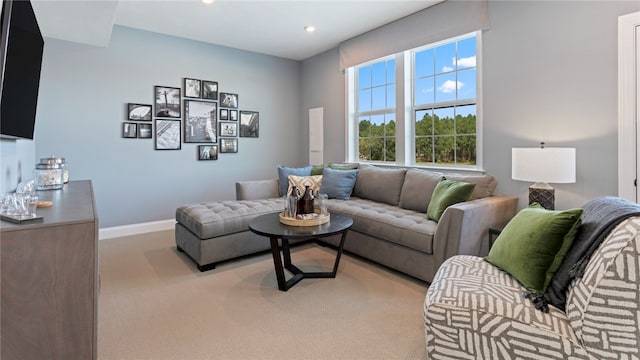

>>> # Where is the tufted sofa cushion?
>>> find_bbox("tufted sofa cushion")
[328,197,435,254]
[176,199,282,239]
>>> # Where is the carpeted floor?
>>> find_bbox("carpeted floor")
[98,230,428,359]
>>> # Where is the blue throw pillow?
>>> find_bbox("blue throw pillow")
[319,167,359,200]
[277,165,312,196]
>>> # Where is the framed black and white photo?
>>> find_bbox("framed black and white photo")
[198,145,218,160]
[184,100,217,143]
[184,78,201,98]
[219,92,238,109]
[122,122,137,138]
[202,80,218,100]
[127,103,152,121]
[220,138,238,153]
[229,110,238,121]
[219,121,237,137]
[220,108,228,120]
[138,123,152,139]
[239,110,259,138]
[154,119,181,150]
[154,86,181,118]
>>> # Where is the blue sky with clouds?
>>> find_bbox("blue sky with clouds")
[357,35,477,126]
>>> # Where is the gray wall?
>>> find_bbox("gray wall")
[300,48,346,164]
[33,26,304,227]
[301,0,639,211]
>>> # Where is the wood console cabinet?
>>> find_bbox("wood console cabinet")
[1,180,98,360]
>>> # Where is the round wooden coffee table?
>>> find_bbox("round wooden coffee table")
[249,212,353,291]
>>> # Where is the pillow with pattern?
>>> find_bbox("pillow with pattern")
[287,175,322,196]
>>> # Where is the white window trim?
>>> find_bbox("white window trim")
[345,31,483,172]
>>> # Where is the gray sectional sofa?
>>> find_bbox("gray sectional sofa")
[175,164,517,282]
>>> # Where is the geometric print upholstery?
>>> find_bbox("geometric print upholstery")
[424,216,640,359]
[566,217,640,358]
[424,256,591,359]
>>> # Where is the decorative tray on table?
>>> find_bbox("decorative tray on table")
[279,210,330,226]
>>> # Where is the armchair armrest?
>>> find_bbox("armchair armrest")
[235,179,279,200]
[434,195,518,262]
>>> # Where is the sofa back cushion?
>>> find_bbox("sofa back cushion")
[353,164,406,206]
[566,216,640,357]
[445,174,497,200]
[398,169,444,212]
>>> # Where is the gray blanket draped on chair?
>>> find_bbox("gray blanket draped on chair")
[544,196,640,311]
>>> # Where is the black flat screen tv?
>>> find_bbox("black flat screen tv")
[0,0,44,140]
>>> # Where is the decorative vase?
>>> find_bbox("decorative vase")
[299,185,315,214]
[287,186,300,217]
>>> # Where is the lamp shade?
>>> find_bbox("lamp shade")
[512,147,576,183]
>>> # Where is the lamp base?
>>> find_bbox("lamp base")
[529,184,555,210]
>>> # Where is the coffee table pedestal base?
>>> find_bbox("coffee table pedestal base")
[269,231,348,291]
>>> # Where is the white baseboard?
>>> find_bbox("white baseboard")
[99,219,175,240]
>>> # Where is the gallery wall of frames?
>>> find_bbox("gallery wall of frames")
[122,78,260,161]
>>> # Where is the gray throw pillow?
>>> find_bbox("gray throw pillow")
[319,167,359,200]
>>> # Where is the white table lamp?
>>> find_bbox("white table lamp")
[512,143,576,210]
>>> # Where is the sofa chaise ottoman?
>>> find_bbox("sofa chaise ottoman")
[175,196,283,271]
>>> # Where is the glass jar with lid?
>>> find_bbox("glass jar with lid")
[34,156,66,190]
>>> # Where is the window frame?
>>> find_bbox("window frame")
[346,31,483,172]
[352,55,397,163]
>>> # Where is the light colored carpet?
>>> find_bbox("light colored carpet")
[98,230,428,359]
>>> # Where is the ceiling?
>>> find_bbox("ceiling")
[30,0,442,61]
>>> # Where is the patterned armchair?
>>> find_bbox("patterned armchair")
[423,216,640,359]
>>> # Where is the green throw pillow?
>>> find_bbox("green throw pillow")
[484,204,583,294]
[311,165,324,176]
[426,179,476,222]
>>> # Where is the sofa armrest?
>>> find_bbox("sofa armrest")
[433,195,518,262]
[235,179,279,200]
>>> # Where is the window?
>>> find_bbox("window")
[349,32,480,169]
[356,58,396,162]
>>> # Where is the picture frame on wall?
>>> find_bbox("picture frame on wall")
[155,119,181,150]
[239,110,259,138]
[229,110,237,121]
[219,121,237,137]
[184,78,201,98]
[202,80,218,101]
[127,103,152,121]
[154,86,181,118]
[184,100,217,143]
[219,92,238,109]
[122,122,137,138]
[220,138,238,153]
[138,123,152,138]
[220,108,228,120]
[198,145,218,160]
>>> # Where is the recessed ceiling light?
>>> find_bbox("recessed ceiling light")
[304,25,316,33]
[202,0,214,4]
